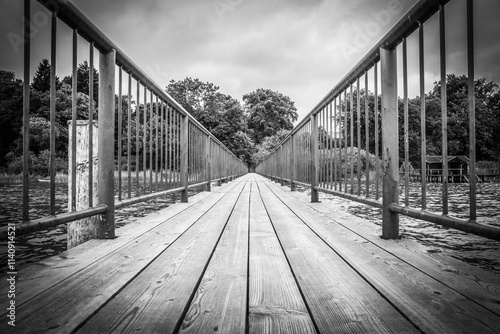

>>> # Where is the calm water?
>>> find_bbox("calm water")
[1,181,499,276]
[0,181,183,270]
[318,182,500,276]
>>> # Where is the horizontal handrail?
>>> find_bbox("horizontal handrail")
[257,0,500,241]
[0,205,107,240]
[37,0,238,158]
[277,0,451,146]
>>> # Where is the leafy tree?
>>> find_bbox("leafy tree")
[244,88,298,145]
[166,77,219,121]
[0,70,23,169]
[166,77,255,165]
[425,74,500,162]
[251,130,290,166]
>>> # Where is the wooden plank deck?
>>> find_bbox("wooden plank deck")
[1,174,499,333]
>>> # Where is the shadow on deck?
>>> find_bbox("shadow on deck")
[1,174,499,333]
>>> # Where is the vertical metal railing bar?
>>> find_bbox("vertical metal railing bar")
[329,102,333,190]
[356,78,361,196]
[419,23,427,210]
[149,90,153,193]
[88,42,94,207]
[127,72,132,199]
[467,0,476,221]
[135,81,140,197]
[334,98,338,191]
[403,37,410,207]
[374,62,380,200]
[22,0,30,221]
[318,106,327,188]
[118,66,123,201]
[175,111,179,187]
[160,100,164,190]
[142,86,147,192]
[168,106,173,188]
[50,11,57,216]
[349,84,354,194]
[344,89,348,192]
[71,28,77,212]
[155,96,159,190]
[365,70,370,198]
[440,4,449,215]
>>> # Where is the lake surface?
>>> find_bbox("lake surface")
[1,181,499,277]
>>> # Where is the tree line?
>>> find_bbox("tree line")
[1,59,499,177]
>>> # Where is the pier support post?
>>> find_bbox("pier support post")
[380,46,399,239]
[97,49,115,239]
[68,121,99,248]
[180,115,189,202]
[311,113,319,202]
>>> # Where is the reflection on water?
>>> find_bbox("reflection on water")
[318,182,500,276]
[0,182,193,270]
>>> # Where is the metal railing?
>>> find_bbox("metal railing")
[0,0,247,241]
[257,0,500,241]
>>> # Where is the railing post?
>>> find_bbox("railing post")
[97,49,116,239]
[311,114,319,202]
[68,121,99,248]
[206,135,212,191]
[180,115,189,202]
[380,46,399,239]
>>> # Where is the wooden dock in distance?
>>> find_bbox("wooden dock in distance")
[1,174,499,333]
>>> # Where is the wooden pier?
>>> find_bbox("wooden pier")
[1,173,500,333]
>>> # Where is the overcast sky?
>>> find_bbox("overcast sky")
[1,0,499,123]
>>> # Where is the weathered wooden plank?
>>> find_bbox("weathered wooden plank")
[262,177,500,333]
[248,186,316,334]
[0,188,217,316]
[258,183,418,333]
[274,177,500,316]
[0,181,246,333]
[179,185,250,334]
[76,179,249,333]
